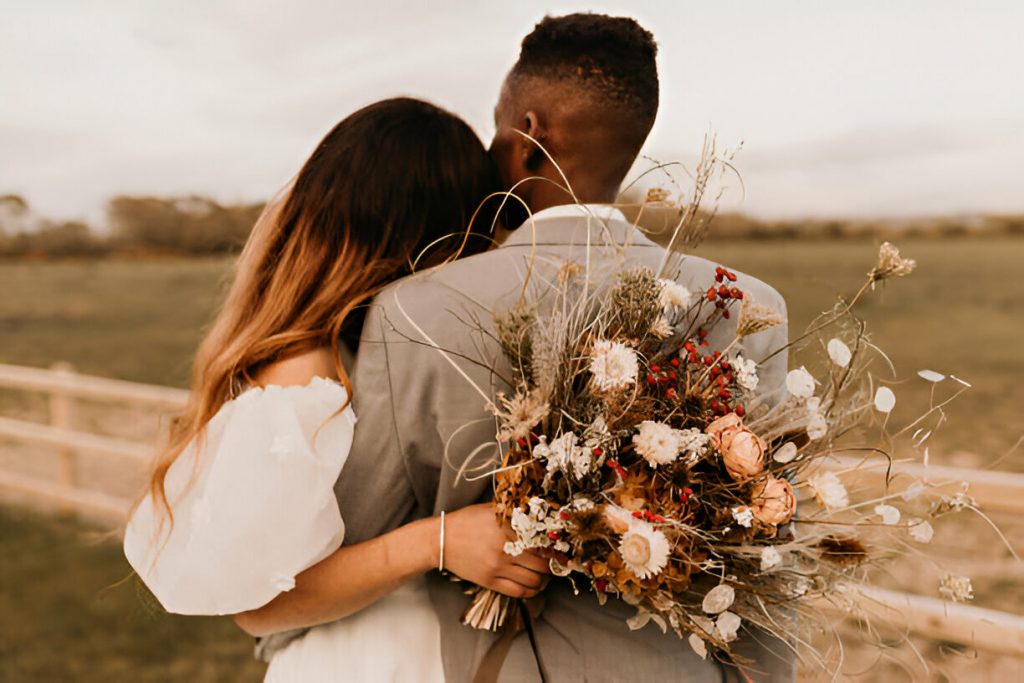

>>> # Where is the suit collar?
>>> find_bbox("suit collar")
[500,203,660,250]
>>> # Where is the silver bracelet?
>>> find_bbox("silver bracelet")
[438,510,446,573]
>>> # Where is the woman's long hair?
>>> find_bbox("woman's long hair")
[143,97,500,530]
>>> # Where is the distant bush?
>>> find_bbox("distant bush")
[2,221,109,257]
[108,195,264,254]
[0,194,264,258]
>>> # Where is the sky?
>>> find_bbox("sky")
[2,0,1023,224]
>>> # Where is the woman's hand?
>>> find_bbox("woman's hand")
[442,503,550,599]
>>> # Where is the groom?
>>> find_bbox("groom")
[343,13,794,682]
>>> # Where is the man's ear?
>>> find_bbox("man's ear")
[521,111,546,172]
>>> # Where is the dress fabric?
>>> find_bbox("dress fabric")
[123,377,443,682]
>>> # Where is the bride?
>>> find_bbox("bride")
[123,98,551,681]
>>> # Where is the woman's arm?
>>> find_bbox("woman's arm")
[234,349,549,637]
[233,503,549,637]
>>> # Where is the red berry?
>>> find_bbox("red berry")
[647,373,656,384]
[706,288,716,302]
[547,530,561,541]
[668,371,678,380]
[670,358,680,367]
[559,511,570,521]
[683,487,694,495]
[735,404,746,417]
[651,364,660,373]
[726,271,738,282]
[722,310,731,319]
[703,355,714,366]
[666,388,677,399]
[595,578,608,592]
[632,511,644,519]
[698,329,708,338]
[718,285,730,298]
[718,388,732,399]
[517,437,527,448]
[592,447,603,456]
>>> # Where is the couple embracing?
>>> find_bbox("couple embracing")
[125,13,793,683]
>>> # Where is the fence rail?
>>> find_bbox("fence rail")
[1,362,1022,656]
[0,362,186,516]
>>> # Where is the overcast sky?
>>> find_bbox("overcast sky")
[2,0,1023,223]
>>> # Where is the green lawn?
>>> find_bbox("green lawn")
[0,505,265,682]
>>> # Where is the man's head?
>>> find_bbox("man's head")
[491,13,659,213]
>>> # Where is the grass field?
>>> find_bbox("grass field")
[0,505,265,682]
[0,236,1022,681]
[2,236,1021,465]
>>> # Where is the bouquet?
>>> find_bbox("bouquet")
[461,227,981,670]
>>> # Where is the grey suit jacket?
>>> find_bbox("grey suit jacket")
[261,211,796,682]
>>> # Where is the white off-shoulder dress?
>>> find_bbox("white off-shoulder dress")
[123,378,444,682]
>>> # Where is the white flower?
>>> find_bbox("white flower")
[773,442,798,464]
[618,520,671,579]
[505,497,562,556]
[907,518,934,543]
[939,574,973,602]
[809,471,849,509]
[760,546,782,571]
[650,316,674,340]
[731,506,754,528]
[658,279,693,311]
[827,338,852,367]
[732,355,759,393]
[806,414,828,440]
[918,369,945,383]
[589,340,639,391]
[702,584,736,614]
[688,633,708,660]
[677,427,711,464]
[874,386,896,413]
[786,367,816,398]
[874,504,901,525]
[541,432,590,481]
[716,611,742,643]
[633,421,685,468]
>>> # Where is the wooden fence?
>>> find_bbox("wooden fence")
[0,362,187,518]
[1,362,1022,656]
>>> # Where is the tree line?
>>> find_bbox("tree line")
[1,192,1021,260]
[0,194,265,258]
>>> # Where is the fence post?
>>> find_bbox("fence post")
[49,362,76,516]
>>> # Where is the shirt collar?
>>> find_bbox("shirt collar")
[500,203,657,249]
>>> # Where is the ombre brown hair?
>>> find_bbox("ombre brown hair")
[143,97,500,528]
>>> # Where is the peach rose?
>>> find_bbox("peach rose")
[722,430,766,481]
[706,413,743,451]
[750,476,797,526]
[707,413,765,481]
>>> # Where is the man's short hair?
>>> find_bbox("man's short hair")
[510,13,659,125]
